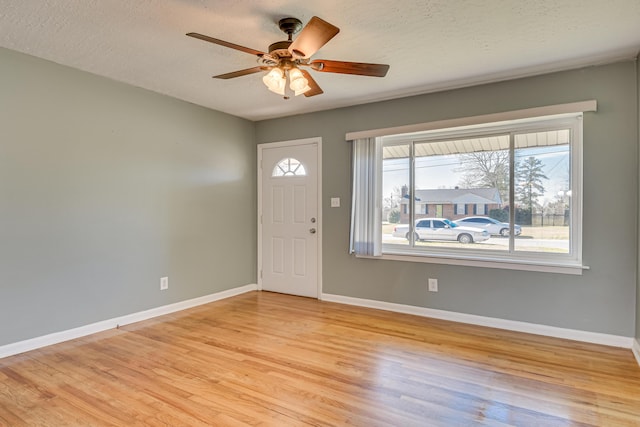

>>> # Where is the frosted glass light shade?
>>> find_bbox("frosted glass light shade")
[288,67,310,96]
[263,68,285,95]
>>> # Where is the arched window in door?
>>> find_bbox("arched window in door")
[272,158,307,177]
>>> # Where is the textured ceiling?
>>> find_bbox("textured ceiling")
[1,1,639,121]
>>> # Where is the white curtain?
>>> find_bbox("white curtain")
[349,137,382,256]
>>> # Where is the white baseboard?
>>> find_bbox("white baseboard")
[0,284,258,359]
[321,293,634,349]
[633,339,640,367]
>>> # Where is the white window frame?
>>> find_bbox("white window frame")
[349,104,594,275]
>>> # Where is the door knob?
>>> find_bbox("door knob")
[309,228,316,234]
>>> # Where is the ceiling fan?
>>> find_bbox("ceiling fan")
[186,16,390,99]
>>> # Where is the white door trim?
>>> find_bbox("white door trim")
[257,137,323,298]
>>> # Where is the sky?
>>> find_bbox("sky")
[383,145,571,205]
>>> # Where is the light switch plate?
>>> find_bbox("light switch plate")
[330,197,341,208]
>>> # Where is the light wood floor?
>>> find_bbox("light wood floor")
[1,291,639,426]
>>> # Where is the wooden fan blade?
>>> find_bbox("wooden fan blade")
[288,16,339,59]
[300,69,323,97]
[310,60,389,77]
[213,67,266,79]
[186,32,265,57]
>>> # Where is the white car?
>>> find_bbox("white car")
[454,216,521,236]
[392,218,490,244]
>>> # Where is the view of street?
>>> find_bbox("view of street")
[382,224,570,253]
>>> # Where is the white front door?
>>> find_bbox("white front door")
[259,139,320,298]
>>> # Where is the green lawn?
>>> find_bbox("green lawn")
[519,226,569,240]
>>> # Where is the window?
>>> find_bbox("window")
[352,111,584,273]
[272,158,306,177]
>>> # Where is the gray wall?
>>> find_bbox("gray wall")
[0,48,256,346]
[256,61,639,337]
[2,45,637,347]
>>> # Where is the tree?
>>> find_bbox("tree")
[383,186,402,223]
[489,208,508,222]
[456,151,510,203]
[388,209,400,223]
[515,156,548,215]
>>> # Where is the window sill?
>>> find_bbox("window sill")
[358,250,588,275]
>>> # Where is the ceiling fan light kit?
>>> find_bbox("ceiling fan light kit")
[262,67,286,95]
[288,67,311,95]
[187,16,390,99]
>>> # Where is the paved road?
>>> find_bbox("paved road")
[383,234,569,252]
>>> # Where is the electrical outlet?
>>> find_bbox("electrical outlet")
[160,276,169,291]
[428,278,438,292]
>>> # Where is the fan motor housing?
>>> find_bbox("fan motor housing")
[268,40,292,54]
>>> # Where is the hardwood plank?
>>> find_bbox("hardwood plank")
[1,291,639,426]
